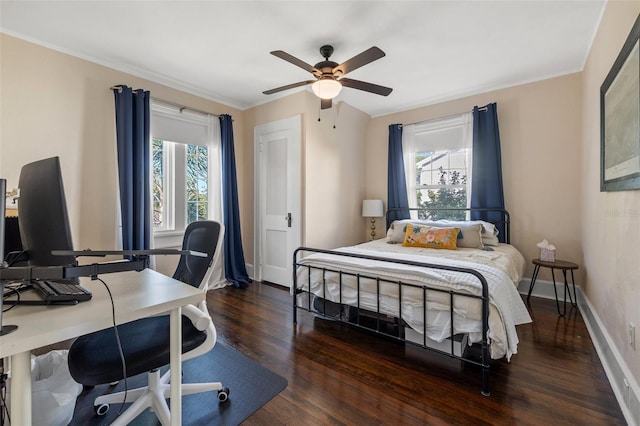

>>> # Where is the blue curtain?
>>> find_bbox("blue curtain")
[387,124,411,228]
[470,103,506,242]
[219,115,251,288]
[113,85,151,254]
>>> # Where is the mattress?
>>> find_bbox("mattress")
[295,238,531,360]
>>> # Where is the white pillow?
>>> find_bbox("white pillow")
[439,219,501,246]
[476,220,500,246]
[387,219,417,244]
[481,232,500,247]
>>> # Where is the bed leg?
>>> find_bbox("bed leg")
[292,286,298,325]
[293,293,298,324]
[481,367,490,397]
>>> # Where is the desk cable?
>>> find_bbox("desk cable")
[0,278,130,424]
[95,276,129,418]
[1,281,29,313]
[1,251,29,314]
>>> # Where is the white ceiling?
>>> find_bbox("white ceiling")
[0,1,605,117]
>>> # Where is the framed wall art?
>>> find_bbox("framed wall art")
[601,14,640,192]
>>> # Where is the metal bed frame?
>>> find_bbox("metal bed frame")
[292,208,511,396]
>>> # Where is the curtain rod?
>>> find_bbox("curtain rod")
[399,106,488,127]
[109,86,224,118]
[152,97,223,118]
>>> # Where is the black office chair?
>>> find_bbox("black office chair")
[67,220,228,425]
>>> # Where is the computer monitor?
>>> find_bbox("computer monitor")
[4,217,22,255]
[17,157,78,280]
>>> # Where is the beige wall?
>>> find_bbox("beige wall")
[582,1,640,385]
[367,73,584,281]
[0,34,245,276]
[304,98,369,248]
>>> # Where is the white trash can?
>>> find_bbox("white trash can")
[6,350,83,426]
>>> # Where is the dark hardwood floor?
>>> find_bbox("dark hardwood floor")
[206,283,624,425]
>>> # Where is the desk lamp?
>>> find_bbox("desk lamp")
[362,199,384,240]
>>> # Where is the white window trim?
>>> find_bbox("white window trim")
[153,141,175,233]
[150,100,222,249]
[416,150,468,190]
[403,112,473,219]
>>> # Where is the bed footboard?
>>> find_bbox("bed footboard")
[293,246,492,396]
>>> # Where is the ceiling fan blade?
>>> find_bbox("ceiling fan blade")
[339,78,393,96]
[333,46,385,76]
[320,98,332,110]
[263,80,315,95]
[270,50,321,76]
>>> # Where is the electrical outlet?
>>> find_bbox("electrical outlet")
[628,323,636,350]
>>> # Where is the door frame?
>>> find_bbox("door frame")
[253,115,302,286]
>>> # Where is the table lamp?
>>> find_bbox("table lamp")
[362,199,384,240]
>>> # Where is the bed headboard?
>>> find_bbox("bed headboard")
[386,207,511,244]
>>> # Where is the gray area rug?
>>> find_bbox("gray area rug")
[68,343,288,425]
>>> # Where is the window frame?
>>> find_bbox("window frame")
[152,138,176,233]
[150,101,220,248]
[403,113,473,219]
[415,149,469,192]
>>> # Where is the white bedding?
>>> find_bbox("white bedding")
[295,238,531,361]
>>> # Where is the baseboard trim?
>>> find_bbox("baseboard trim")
[517,276,578,302]
[580,292,639,425]
[519,278,639,425]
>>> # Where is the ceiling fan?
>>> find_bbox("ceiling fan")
[263,45,393,109]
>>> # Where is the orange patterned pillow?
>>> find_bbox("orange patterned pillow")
[402,224,459,250]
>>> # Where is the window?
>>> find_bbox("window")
[152,139,209,229]
[416,148,468,219]
[185,144,209,224]
[403,113,473,220]
[151,101,221,247]
[152,138,167,229]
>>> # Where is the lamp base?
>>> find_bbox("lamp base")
[370,218,377,240]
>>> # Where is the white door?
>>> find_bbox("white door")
[254,116,301,287]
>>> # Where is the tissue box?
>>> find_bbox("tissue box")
[540,247,556,262]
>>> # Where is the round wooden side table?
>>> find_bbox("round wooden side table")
[526,258,578,316]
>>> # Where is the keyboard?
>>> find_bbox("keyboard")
[31,280,92,303]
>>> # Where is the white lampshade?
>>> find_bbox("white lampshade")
[362,199,384,218]
[311,79,342,99]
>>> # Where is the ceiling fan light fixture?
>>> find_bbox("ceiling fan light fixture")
[311,78,342,99]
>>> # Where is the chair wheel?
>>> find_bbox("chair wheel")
[218,387,230,402]
[94,403,110,416]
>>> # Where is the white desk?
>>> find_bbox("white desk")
[0,269,204,426]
